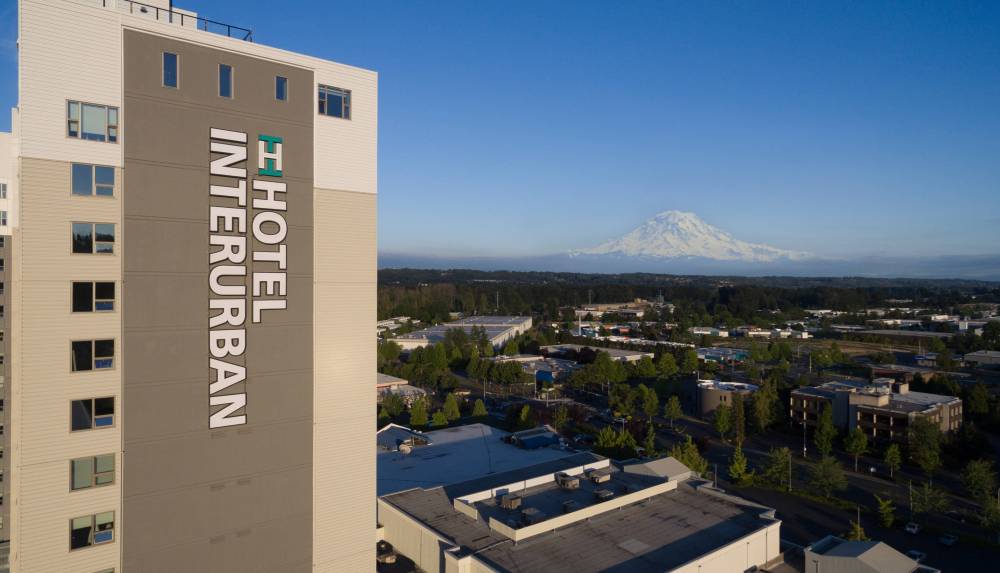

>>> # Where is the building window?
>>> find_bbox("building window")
[275,76,288,101]
[71,454,115,491]
[0,211,6,226]
[0,182,6,199]
[70,511,115,550]
[219,64,233,98]
[163,52,178,88]
[71,397,115,431]
[71,339,115,371]
[318,84,351,119]
[67,101,118,143]
[72,223,115,254]
[72,164,114,197]
[73,282,115,312]
[0,258,4,271]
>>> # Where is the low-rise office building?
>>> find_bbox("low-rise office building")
[390,316,532,350]
[377,455,782,573]
[790,379,962,443]
[696,380,758,418]
[540,344,654,363]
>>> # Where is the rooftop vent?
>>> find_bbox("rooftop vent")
[594,488,614,502]
[587,468,612,484]
[520,507,546,525]
[555,472,581,490]
[562,500,581,514]
[499,493,522,511]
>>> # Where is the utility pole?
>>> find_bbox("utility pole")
[802,416,808,458]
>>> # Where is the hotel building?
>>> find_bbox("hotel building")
[1,1,377,571]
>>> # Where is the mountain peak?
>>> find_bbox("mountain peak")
[573,211,810,262]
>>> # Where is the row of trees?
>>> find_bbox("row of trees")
[378,392,489,430]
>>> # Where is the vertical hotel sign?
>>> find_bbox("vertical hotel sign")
[207,128,289,428]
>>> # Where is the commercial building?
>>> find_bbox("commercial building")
[697,346,749,364]
[4,1,376,571]
[696,380,758,418]
[377,372,427,405]
[540,343,654,363]
[790,380,962,443]
[487,354,581,382]
[690,326,729,337]
[378,455,782,573]
[390,316,532,350]
[804,535,939,573]
[377,423,579,496]
[965,349,1000,367]
[573,299,651,319]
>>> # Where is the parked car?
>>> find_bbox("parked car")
[904,522,921,534]
[939,533,958,547]
[905,550,927,563]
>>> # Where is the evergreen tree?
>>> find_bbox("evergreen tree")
[713,403,732,442]
[517,404,534,429]
[751,380,778,432]
[502,339,519,356]
[875,495,895,528]
[847,519,869,541]
[472,398,488,418]
[639,384,660,419]
[679,348,700,374]
[378,406,391,428]
[552,405,569,431]
[409,397,429,428]
[762,447,792,491]
[643,424,657,457]
[382,393,406,418]
[884,444,902,480]
[443,393,461,421]
[729,445,754,486]
[664,395,683,429]
[733,397,746,446]
[431,410,449,427]
[967,383,990,418]
[657,353,679,378]
[633,356,658,379]
[844,428,869,472]
[909,417,942,478]
[814,403,836,457]
[669,435,708,476]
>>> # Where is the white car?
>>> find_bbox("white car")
[904,522,921,534]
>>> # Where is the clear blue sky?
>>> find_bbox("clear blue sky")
[1,1,998,258]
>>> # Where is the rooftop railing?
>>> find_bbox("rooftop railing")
[102,0,254,42]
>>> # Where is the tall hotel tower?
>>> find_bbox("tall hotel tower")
[0,1,377,571]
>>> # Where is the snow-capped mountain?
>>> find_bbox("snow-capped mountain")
[572,210,810,262]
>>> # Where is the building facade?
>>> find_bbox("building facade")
[5,1,376,571]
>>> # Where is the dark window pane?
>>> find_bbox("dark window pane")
[328,93,343,118]
[163,52,178,88]
[72,282,93,312]
[72,223,93,253]
[276,76,287,100]
[94,224,115,243]
[70,518,92,549]
[95,282,114,300]
[219,64,233,98]
[72,164,93,196]
[72,341,93,371]
[95,166,114,186]
[95,397,114,417]
[71,400,94,431]
[94,339,114,359]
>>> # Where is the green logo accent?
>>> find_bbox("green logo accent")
[258,134,283,177]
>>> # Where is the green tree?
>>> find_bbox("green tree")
[409,397,428,428]
[810,456,848,498]
[552,405,569,431]
[378,406,391,428]
[912,482,948,516]
[875,495,896,528]
[610,383,636,416]
[909,417,942,479]
[729,445,755,486]
[643,424,657,457]
[967,383,990,418]
[844,428,869,472]
[443,393,461,421]
[472,398,488,418]
[669,435,708,476]
[516,404,534,429]
[733,396,746,446]
[963,459,997,508]
[751,380,778,432]
[713,404,732,442]
[762,447,792,491]
[679,348,700,374]
[664,395,683,429]
[633,356,657,379]
[657,353,679,378]
[430,410,449,427]
[814,403,836,457]
[884,444,902,480]
[502,339,519,356]
[847,519,869,541]
[382,393,406,418]
[639,384,660,419]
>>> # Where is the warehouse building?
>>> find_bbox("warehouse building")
[378,454,782,573]
[391,316,532,350]
[3,1,377,571]
[540,343,654,363]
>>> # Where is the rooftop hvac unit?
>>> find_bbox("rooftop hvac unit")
[594,488,614,502]
[500,493,522,510]
[562,500,581,514]
[520,507,546,525]
[555,472,580,490]
[587,468,611,484]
